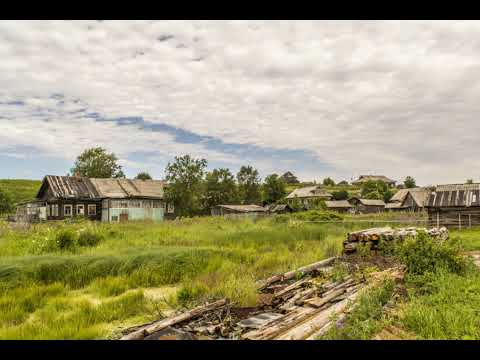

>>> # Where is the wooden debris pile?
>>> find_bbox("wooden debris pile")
[120,256,405,340]
[343,226,449,254]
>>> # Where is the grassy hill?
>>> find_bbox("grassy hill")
[0,179,42,204]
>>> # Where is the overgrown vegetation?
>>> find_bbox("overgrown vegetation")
[324,229,480,340]
[0,216,349,339]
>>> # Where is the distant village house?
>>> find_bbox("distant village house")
[211,204,268,218]
[15,175,174,223]
[285,186,332,209]
[351,175,396,188]
[348,198,386,214]
[426,183,480,228]
[280,171,299,184]
[386,188,429,212]
[324,200,354,213]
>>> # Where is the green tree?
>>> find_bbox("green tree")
[332,190,349,200]
[203,168,239,211]
[361,180,393,202]
[164,155,207,216]
[466,179,474,184]
[0,187,14,215]
[262,174,286,204]
[337,180,349,186]
[404,176,416,188]
[135,172,152,180]
[237,165,262,204]
[323,177,335,186]
[71,147,125,178]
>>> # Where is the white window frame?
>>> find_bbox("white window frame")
[64,205,73,217]
[76,204,85,216]
[88,204,97,216]
[167,203,174,213]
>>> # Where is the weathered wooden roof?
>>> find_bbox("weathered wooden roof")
[390,188,429,207]
[90,178,165,199]
[426,183,480,208]
[325,200,353,208]
[215,204,268,213]
[354,198,386,206]
[351,175,396,184]
[267,204,291,212]
[286,186,332,199]
[385,202,407,209]
[37,175,165,200]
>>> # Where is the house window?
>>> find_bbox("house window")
[167,203,174,213]
[64,205,73,217]
[88,204,97,216]
[76,204,85,216]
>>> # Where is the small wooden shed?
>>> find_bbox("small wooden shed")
[348,198,385,214]
[324,200,354,213]
[211,204,268,217]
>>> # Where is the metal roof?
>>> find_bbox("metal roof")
[426,183,480,208]
[37,175,166,200]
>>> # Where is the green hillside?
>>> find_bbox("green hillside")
[0,179,42,204]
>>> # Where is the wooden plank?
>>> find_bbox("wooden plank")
[120,299,227,340]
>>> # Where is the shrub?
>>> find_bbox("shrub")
[293,210,343,222]
[55,229,77,250]
[77,230,104,247]
[176,282,209,306]
[332,190,349,200]
[394,231,468,275]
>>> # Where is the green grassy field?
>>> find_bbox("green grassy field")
[0,214,479,339]
[0,179,42,205]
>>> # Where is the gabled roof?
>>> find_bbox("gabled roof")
[37,175,166,200]
[351,175,396,184]
[390,187,429,206]
[350,198,386,206]
[286,186,332,199]
[426,183,480,208]
[215,204,268,213]
[325,200,353,208]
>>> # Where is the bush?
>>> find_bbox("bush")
[332,190,349,200]
[394,231,468,275]
[55,229,77,250]
[292,210,343,222]
[77,230,104,247]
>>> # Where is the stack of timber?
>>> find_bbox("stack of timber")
[343,226,449,254]
[120,256,404,340]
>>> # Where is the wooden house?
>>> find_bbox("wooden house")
[426,183,480,228]
[348,198,385,214]
[285,186,332,210]
[211,204,268,217]
[386,188,429,212]
[280,171,299,184]
[16,175,174,223]
[324,200,354,213]
[351,175,396,188]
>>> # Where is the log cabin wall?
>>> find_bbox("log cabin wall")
[427,207,480,228]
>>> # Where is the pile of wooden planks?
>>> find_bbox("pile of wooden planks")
[120,255,405,341]
[343,226,449,254]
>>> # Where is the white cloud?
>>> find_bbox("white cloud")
[1,20,480,184]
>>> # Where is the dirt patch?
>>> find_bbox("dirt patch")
[339,253,400,272]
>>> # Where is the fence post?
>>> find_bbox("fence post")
[469,214,472,228]
[436,212,439,228]
[459,213,461,230]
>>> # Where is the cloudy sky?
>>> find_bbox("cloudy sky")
[1,20,479,185]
